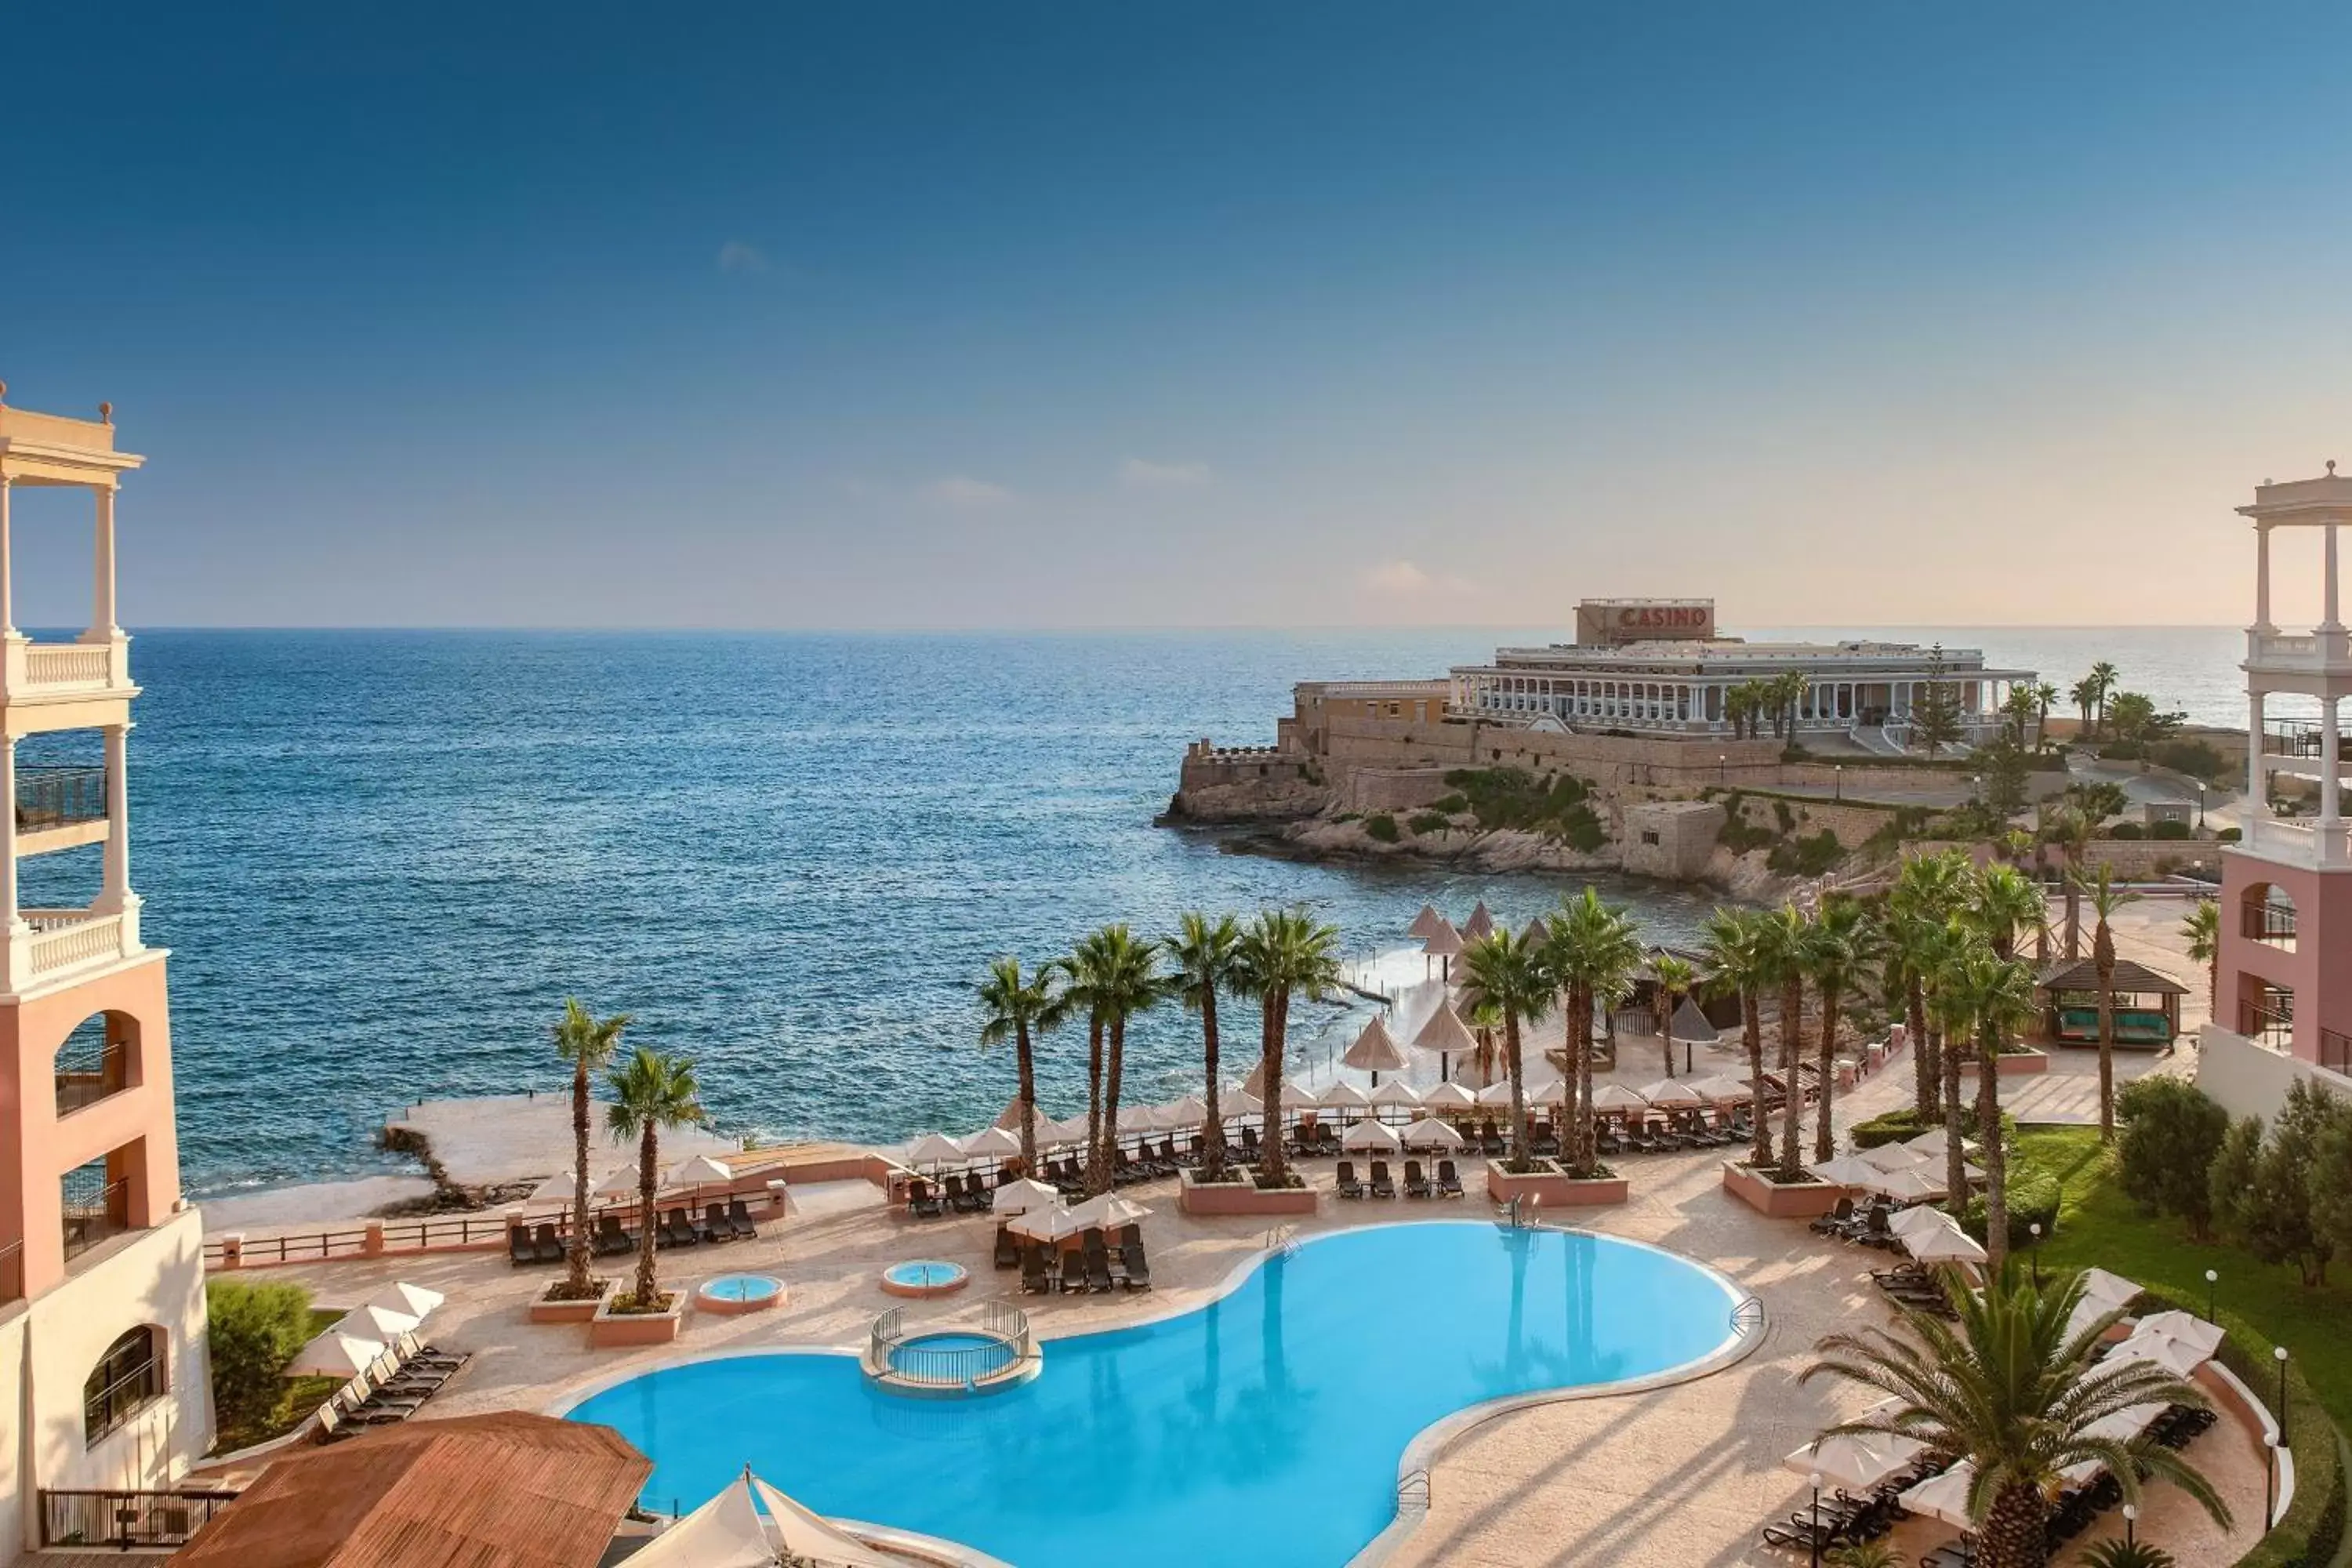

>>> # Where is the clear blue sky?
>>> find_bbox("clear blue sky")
[6,2,2349,630]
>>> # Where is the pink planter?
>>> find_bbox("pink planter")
[1962,1049,2049,1076]
[1484,1161,1628,1209]
[528,1281,612,1325]
[589,1290,685,1347]
[1720,1160,1846,1218]
[1178,1173,1319,1217]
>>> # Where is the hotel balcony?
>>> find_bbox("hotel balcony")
[1,635,132,709]
[2245,627,2352,681]
[5,904,142,996]
[19,764,108,855]
[2238,815,2352,872]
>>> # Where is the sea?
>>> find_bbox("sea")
[56,625,2247,1198]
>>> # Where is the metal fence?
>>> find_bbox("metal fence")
[42,1489,240,1549]
[2323,1030,2352,1076]
[869,1302,1031,1388]
[2240,1000,2295,1051]
[17,764,107,832]
[61,1177,129,1262]
[2243,899,2299,947]
[54,1040,128,1115]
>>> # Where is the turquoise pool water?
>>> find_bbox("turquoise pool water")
[884,1260,966,1289]
[701,1273,782,1303]
[568,1222,1744,1567]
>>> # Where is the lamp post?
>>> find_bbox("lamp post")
[1834,764,1843,803]
[2197,779,2208,829]
[2277,1345,2291,1446]
[2206,1267,2219,1323]
[2123,1503,2138,1548]
[1808,1471,1824,1568]
[2266,1433,2278,1534]
[1719,753,1727,786]
[2027,1221,2042,1288]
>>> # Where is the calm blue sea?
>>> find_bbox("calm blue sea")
[63,626,2241,1196]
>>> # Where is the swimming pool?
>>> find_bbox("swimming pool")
[565,1221,1752,1567]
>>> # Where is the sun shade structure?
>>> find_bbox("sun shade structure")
[1784,1428,1928,1492]
[1887,1203,1955,1240]
[339,1302,424,1341]
[1278,1079,1321,1109]
[666,1153,735,1187]
[2075,1266,2142,1314]
[1806,1155,1883,1189]
[903,1133,966,1167]
[1680,1074,1751,1103]
[2134,1309,2226,1359]
[1461,901,1496,941]
[362,1281,445,1322]
[1900,1217,1988,1265]
[1163,1094,1209,1127]
[173,1411,652,1568]
[1318,1080,1372,1111]
[1420,1080,1477,1110]
[622,1470,775,1568]
[960,1127,1022,1160]
[1423,919,1465,958]
[1116,1104,1161,1134]
[1635,1079,1700,1108]
[1367,1078,1424,1110]
[1858,1141,1929,1173]
[1224,1088,1264,1117]
[1063,1192,1150,1234]
[1342,1014,1410,1076]
[1341,1119,1403,1152]
[2109,1326,2212,1377]
[750,1474,902,1568]
[1411,1000,1481,1080]
[1407,903,1446,940]
[283,1330,387,1380]
[1667,996,1718,1044]
[1863,1166,1947,1203]
[1402,1118,1465,1149]
[1899,1461,1980,1530]
[991,1178,1062,1216]
[1588,1082,1650,1112]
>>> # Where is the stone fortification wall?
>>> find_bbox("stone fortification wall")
[1342,768,1458,814]
[1170,740,1328,822]
[1722,793,1903,851]
[1900,838,2227,880]
[1308,713,1785,790]
[1621,800,1726,880]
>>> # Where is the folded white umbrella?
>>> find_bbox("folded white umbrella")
[1064,1192,1150,1233]
[1682,1074,1751,1102]
[1899,1462,1978,1530]
[1859,1141,1929,1173]
[1164,1094,1209,1127]
[667,1153,736,1187]
[1636,1078,1701,1108]
[1341,1119,1403,1152]
[2109,1327,2209,1377]
[1279,1080,1321,1109]
[904,1133,967,1167]
[1784,1428,1929,1492]
[2134,1309,2226,1359]
[960,1127,1022,1160]
[1367,1078,1423,1109]
[1402,1117,1465,1149]
[1864,1166,1948,1203]
[362,1281,445,1323]
[991,1177,1063,1216]
[1901,1218,1988,1265]
[338,1302,423,1341]
[1807,1155,1885,1188]
[285,1330,387,1380]
[1319,1080,1372,1111]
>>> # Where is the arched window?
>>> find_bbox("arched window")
[84,1326,162,1443]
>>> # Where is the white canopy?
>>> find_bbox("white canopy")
[284,1330,387,1380]
[668,1153,736,1187]
[529,1165,627,1204]
[1900,1218,1988,1265]
[1636,1079,1700,1109]
[361,1281,444,1322]
[1864,1167,1947,1203]
[337,1302,423,1341]
[991,1178,1063,1216]
[2075,1266,2143,1314]
[1859,1141,1929,1173]
[2135,1309,2226,1359]
[2110,1327,2210,1377]
[1899,1462,1978,1530]
[960,1127,1022,1160]
[1408,903,1446,940]
[1164,1095,1209,1127]
[1367,1079,1424,1109]
[1278,1080,1321,1109]
[1343,1015,1410,1073]
[1007,1204,1088,1243]
[1807,1155,1885,1188]
[1531,1077,1570,1107]
[1681,1074,1751,1103]
[1421,1080,1477,1109]
[1412,1001,1480,1061]
[1588,1082,1650,1112]
[627,1472,778,1568]
[1341,1119,1403,1152]
[1115,1104,1160,1134]
[1784,1428,1929,1492]
[1064,1192,1150,1234]
[1224,1089,1264,1117]
[1904,1127,1973,1158]
[904,1133,967,1167]
[1888,1203,1956,1239]
[750,1475,900,1568]
[593,1163,649,1197]
[1319,1081,1372,1111]
[1402,1118,1465,1149]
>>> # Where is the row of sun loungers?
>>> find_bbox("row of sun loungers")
[1011,1224,1150,1294]
[315,1331,470,1439]
[1335,1159,1464,1200]
[1597,1111,1753,1156]
[507,1201,758,1265]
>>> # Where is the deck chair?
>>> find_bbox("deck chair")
[1436,1159,1465,1197]
[1403,1160,1432,1198]
[1369,1161,1397,1199]
[1335,1160,1365,1199]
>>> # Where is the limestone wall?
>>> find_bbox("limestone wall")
[1342,768,1457,813]
[2197,1025,2352,1121]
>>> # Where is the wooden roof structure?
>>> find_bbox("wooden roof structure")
[2034,956,2190,996]
[173,1412,651,1568]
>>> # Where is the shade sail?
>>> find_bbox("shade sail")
[361,1281,444,1322]
[1900,1462,1978,1530]
[337,1303,423,1341]
[1367,1079,1424,1109]
[626,1472,776,1568]
[284,1330,387,1379]
[1319,1081,1372,1111]
[1407,904,1446,940]
[1784,1428,1928,1492]
[1421,1080,1477,1109]
[1341,1120,1403,1152]
[1402,1118,1465,1149]
[990,1178,1062,1216]
[1343,1015,1409,1073]
[1859,1141,1929,1173]
[750,1475,899,1568]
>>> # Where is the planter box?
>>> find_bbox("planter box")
[589,1289,685,1348]
[1485,1160,1628,1209]
[528,1279,614,1325]
[1178,1171,1319,1217]
[1721,1160,1846,1218]
[1961,1048,2049,1077]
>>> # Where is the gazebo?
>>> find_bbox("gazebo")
[2034,956,2188,1049]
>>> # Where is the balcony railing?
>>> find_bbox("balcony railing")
[19,909,129,980]
[21,643,113,689]
[61,1177,129,1263]
[41,1490,238,1550]
[18,764,106,833]
[55,1041,128,1116]
[2240,999,2296,1051]
[2238,815,2352,870]
[2322,1030,2352,1076]
[0,1240,21,1305]
[2243,899,2299,948]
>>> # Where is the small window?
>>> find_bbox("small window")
[84,1327,162,1444]
[1640,829,1661,846]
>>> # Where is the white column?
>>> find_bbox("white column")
[0,738,19,944]
[89,485,119,639]
[100,723,131,907]
[2325,697,2342,826]
[2328,524,2343,631]
[0,473,13,636]
[2256,524,2275,630]
[2250,690,2268,813]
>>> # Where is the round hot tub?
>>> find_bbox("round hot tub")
[880,1260,970,1299]
[697,1272,786,1315]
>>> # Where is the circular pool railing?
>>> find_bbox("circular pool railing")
[864,1301,1037,1397]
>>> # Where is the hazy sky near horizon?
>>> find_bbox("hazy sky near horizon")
[7,2,2350,631]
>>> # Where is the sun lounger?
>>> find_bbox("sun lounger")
[532,1222,564,1264]
[994,1224,1021,1269]
[726,1198,758,1240]
[1809,1196,1854,1235]
[1021,1245,1052,1294]
[1336,1160,1365,1199]
[593,1214,633,1256]
[1082,1239,1116,1294]
[1436,1159,1464,1197]
[508,1226,535,1267]
[1369,1161,1397,1199]
[702,1202,734,1241]
[907,1179,945,1218]
[1403,1160,1432,1198]
[1120,1240,1152,1290]
[661,1207,701,1247]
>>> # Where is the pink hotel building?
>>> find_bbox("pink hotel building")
[0,388,212,1560]
[2201,463,2352,1120]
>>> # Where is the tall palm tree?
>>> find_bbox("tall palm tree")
[1971,862,2046,964]
[605,1046,706,1311]
[2088,659,2121,736]
[1700,908,1774,1167]
[1754,903,1814,1181]
[2068,674,2099,737]
[1926,931,1980,1217]
[1066,925,1167,1195]
[1168,912,1243,1180]
[1804,1265,2229,1568]
[1806,901,1878,1163]
[2031,681,2060,748]
[1459,928,1558,1170]
[2079,867,2140,1142]
[2182,898,2221,1023]
[553,1000,632,1300]
[1058,932,1113,1188]
[1231,909,1343,1188]
[1945,937,2038,1269]
[1542,887,1644,1171]
[977,956,1065,1174]
[1889,851,1968,1120]
[2042,806,2093,960]
[1650,953,1696,1079]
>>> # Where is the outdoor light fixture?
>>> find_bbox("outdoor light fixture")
[2206,1268,2219,1322]
[2277,1345,2291,1446]
[2123,1504,2138,1547]
[2027,1221,2042,1288]
[1808,1471,1824,1568]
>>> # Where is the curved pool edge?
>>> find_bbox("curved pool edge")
[549,1218,1766,1568]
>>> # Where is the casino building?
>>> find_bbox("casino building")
[1446,599,2032,750]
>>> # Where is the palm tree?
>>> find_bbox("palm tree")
[1926,931,1980,1217]
[1459,928,1559,1170]
[1542,887,1644,1171]
[1971,862,2046,964]
[1066,925,1167,1195]
[2079,867,2140,1142]
[2182,898,2221,1023]
[605,1046,706,1311]
[1650,953,1696,1078]
[2031,681,2060,748]
[1700,908,1774,1167]
[1805,1266,2227,1568]
[1946,937,2037,1269]
[2040,805,2092,960]
[1806,901,1878,1163]
[552,1000,631,1301]
[2089,660,2121,736]
[1232,909,1342,1188]
[2068,674,2099,737]
[977,956,1065,1174]
[1889,851,1968,1120]
[1754,903,1813,1181]
[1058,931,1112,1188]
[1169,912,1243,1180]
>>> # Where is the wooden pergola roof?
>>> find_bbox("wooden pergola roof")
[2034,956,2190,996]
[173,1412,650,1568]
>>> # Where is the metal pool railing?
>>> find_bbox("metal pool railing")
[869,1301,1032,1388]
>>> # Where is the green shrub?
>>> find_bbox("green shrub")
[1963,1164,2060,1250]
[207,1279,317,1436]
[1438,767,1600,848]
[2220,826,2243,842]
[1772,799,1798,833]
[2116,1077,2228,1238]
[1430,793,1468,814]
[2108,821,2145,840]
[1406,811,1450,837]
[1850,1105,2013,1149]
[1768,829,1845,876]
[2150,737,2233,782]
[1364,813,1399,843]
[2150,818,2192,840]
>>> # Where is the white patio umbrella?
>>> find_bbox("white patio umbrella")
[1341,1119,1403,1153]
[284,1330,387,1380]
[1408,903,1446,941]
[1681,1074,1751,1103]
[1904,1127,1976,1158]
[361,1281,445,1322]
[1902,1218,1988,1265]
[667,1153,736,1187]
[750,1475,898,1568]
[1475,1079,1518,1108]
[1367,1079,1424,1113]
[1224,1088,1264,1118]
[528,1166,621,1204]
[1899,1462,1979,1530]
[991,1177,1063,1216]
[1531,1076,1571,1107]
[2110,1327,2210,1377]
[1412,1000,1481,1081]
[2135,1309,2226,1359]
[1864,1166,1948,1203]
[1636,1079,1701,1109]
[1588,1082,1650,1113]
[1859,1141,1929,1173]
[1319,1080,1372,1112]
[1807,1154,1886,1188]
[1164,1094,1209,1127]
[1402,1117,1466,1149]
[1343,1015,1410,1084]
[1421,1080,1477,1111]
[904,1133,966,1169]
[1888,1203,1955,1239]
[1784,1428,1929,1492]
[1007,1204,1087,1243]
[337,1302,422,1341]
[960,1127,1022,1160]
[1064,1192,1150,1233]
[1046,1115,1093,1147]
[2074,1266,2142,1316]
[592,1163,653,1198]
